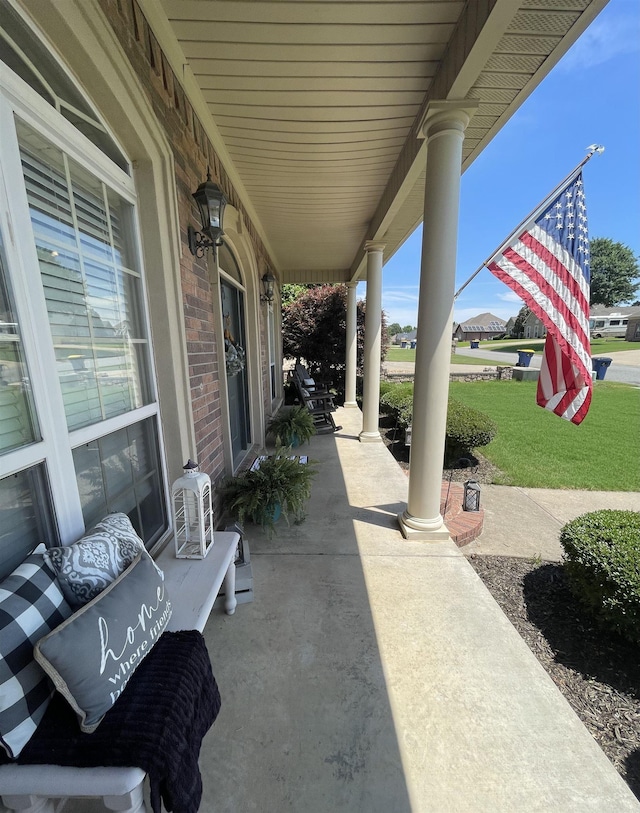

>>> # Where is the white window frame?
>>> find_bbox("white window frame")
[0,60,167,546]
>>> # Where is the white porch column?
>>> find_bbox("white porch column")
[399,100,477,540]
[359,242,385,442]
[344,282,358,408]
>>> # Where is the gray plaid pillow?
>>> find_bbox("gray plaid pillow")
[43,513,144,608]
[0,555,72,758]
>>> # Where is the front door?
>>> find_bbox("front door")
[221,277,250,467]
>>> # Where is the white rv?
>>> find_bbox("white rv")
[589,313,629,339]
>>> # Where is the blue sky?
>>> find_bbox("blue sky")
[375,0,640,329]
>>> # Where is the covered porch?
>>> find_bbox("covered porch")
[196,405,638,812]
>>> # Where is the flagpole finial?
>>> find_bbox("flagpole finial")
[586,144,605,155]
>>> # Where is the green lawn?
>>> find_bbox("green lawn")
[386,347,416,362]
[457,338,640,355]
[448,380,640,491]
[386,347,501,366]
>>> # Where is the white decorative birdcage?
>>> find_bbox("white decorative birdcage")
[172,459,214,558]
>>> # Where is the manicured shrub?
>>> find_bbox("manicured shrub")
[379,383,497,461]
[444,398,497,464]
[379,380,395,399]
[380,382,413,427]
[560,510,640,644]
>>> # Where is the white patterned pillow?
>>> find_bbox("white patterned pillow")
[94,513,145,562]
[43,514,144,608]
[0,555,73,757]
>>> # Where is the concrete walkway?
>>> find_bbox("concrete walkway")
[199,406,640,812]
[467,484,640,561]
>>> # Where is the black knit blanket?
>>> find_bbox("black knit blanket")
[1,630,221,813]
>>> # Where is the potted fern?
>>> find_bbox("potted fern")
[267,406,316,448]
[219,452,317,536]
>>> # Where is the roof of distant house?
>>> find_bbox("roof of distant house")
[454,312,506,332]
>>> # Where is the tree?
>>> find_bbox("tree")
[281,283,314,306]
[589,238,640,307]
[387,322,402,336]
[512,305,530,339]
[282,284,388,396]
[402,324,414,333]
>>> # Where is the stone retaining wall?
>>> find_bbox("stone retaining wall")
[383,366,513,383]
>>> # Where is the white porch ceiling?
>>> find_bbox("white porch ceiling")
[148,0,608,283]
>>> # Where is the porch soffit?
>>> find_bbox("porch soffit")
[148,0,608,284]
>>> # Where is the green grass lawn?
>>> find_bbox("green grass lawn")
[386,347,416,362]
[448,380,640,491]
[386,347,501,366]
[458,338,640,355]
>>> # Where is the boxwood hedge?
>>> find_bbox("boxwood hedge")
[560,510,640,644]
[379,383,497,463]
[444,398,497,464]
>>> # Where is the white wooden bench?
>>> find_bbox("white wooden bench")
[0,531,239,813]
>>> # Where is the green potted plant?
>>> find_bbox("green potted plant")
[267,406,316,448]
[219,452,317,536]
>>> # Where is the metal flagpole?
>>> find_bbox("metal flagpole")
[453,145,604,301]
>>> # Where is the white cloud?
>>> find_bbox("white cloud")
[453,305,517,324]
[498,290,523,303]
[381,286,419,325]
[383,289,420,304]
[559,10,640,72]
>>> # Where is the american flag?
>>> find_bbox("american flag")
[487,171,592,425]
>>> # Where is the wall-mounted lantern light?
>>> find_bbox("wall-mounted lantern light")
[260,272,276,303]
[187,169,227,259]
[463,479,481,512]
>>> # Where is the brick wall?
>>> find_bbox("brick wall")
[97,0,274,489]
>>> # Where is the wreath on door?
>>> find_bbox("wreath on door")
[224,315,246,378]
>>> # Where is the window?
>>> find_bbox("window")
[0,464,57,580]
[0,9,166,561]
[0,1,128,170]
[0,232,38,455]
[72,418,164,542]
[17,120,151,432]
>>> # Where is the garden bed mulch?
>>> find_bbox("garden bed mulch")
[468,555,640,801]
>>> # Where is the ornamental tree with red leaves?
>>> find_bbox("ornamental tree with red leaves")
[282,284,387,398]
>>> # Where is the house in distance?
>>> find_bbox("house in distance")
[452,312,506,342]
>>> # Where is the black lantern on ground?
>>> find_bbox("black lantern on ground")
[260,272,276,303]
[188,169,227,258]
[463,479,481,512]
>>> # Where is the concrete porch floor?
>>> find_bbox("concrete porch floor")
[200,405,639,812]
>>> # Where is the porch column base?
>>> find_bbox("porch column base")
[359,430,382,443]
[397,510,451,541]
[343,401,359,408]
